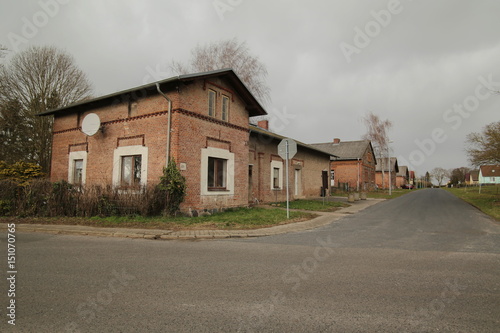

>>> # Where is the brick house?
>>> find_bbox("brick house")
[249,121,333,203]
[310,139,377,191]
[40,69,332,213]
[375,157,399,190]
[409,170,416,186]
[396,165,409,188]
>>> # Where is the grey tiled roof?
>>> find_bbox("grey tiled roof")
[376,157,399,173]
[309,140,372,160]
[397,165,408,177]
[250,125,337,158]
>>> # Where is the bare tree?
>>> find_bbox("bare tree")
[362,112,393,188]
[465,121,500,166]
[0,46,93,172]
[171,38,271,105]
[431,167,448,187]
[449,167,469,186]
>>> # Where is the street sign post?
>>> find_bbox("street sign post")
[278,138,297,218]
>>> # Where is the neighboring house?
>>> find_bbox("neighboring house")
[375,157,399,190]
[249,120,333,203]
[40,69,332,214]
[396,165,409,188]
[465,170,479,185]
[479,165,500,184]
[310,139,377,191]
[409,170,416,186]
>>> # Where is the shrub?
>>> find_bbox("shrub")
[0,163,187,218]
[155,158,187,216]
[0,161,44,185]
[0,180,19,215]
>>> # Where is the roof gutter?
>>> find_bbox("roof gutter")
[156,83,172,166]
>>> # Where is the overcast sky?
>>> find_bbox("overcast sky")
[1,0,499,176]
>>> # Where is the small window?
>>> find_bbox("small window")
[208,90,216,117]
[273,167,280,189]
[73,159,83,185]
[121,155,142,187]
[221,95,229,121]
[208,157,226,190]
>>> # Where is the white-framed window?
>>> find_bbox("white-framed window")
[270,160,283,190]
[221,95,229,121]
[68,151,87,185]
[112,145,148,188]
[208,89,216,117]
[201,147,234,196]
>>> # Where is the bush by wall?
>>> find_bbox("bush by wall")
[0,159,187,218]
[0,179,186,218]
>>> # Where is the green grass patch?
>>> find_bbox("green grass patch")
[0,207,317,230]
[269,199,349,212]
[444,185,500,220]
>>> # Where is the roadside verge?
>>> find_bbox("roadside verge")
[0,199,384,240]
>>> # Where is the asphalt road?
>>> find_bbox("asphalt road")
[1,188,499,332]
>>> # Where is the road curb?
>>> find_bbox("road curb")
[0,199,384,240]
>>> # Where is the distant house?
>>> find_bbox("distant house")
[465,170,479,185]
[375,157,399,190]
[409,170,416,186]
[479,165,500,184]
[396,165,409,188]
[310,139,377,191]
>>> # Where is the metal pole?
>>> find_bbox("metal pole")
[286,140,290,219]
[388,145,392,195]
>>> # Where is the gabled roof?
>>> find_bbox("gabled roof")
[376,157,399,173]
[38,68,267,117]
[249,124,337,158]
[396,165,409,177]
[309,140,375,162]
[469,170,479,181]
[479,165,500,177]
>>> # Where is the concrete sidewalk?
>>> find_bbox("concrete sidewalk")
[0,198,384,240]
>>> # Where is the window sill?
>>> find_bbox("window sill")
[208,188,229,192]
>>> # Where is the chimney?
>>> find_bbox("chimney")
[333,138,340,144]
[257,120,269,130]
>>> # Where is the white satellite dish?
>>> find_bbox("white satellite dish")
[81,113,101,136]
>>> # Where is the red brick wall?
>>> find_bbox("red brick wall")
[375,171,397,190]
[249,133,330,203]
[51,94,171,186]
[396,175,407,188]
[50,77,252,213]
[330,146,376,191]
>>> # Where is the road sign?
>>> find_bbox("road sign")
[277,138,297,219]
[278,138,297,160]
